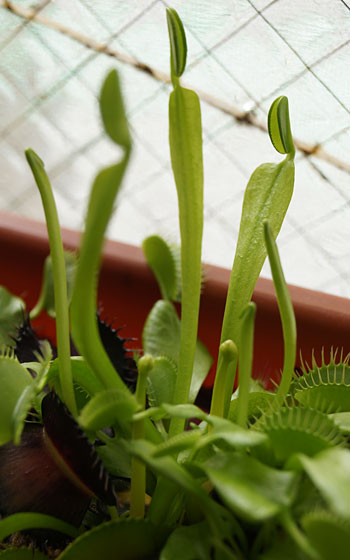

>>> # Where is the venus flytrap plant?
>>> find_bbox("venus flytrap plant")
[215,95,296,418]
[2,7,350,560]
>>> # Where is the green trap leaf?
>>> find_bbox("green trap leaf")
[142,236,181,301]
[58,518,162,560]
[166,8,187,78]
[268,96,294,155]
[0,352,33,445]
[79,388,138,431]
[0,287,25,349]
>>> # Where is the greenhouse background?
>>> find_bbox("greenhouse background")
[0,0,349,297]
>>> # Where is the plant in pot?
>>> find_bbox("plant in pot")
[1,7,350,560]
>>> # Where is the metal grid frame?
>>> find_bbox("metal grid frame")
[0,0,349,296]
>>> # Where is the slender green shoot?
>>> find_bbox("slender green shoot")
[25,149,77,417]
[210,340,237,419]
[236,302,256,428]
[264,221,297,407]
[167,8,204,437]
[70,70,132,394]
[130,355,153,518]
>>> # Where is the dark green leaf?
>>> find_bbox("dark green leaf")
[0,287,25,348]
[57,519,163,560]
[0,513,77,541]
[142,236,181,301]
[268,96,294,155]
[160,521,212,560]
[166,8,187,78]
[302,510,350,560]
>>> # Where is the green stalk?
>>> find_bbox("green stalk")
[165,8,204,437]
[236,302,256,428]
[264,221,297,406]
[167,70,204,438]
[210,340,237,419]
[25,149,77,417]
[130,355,153,518]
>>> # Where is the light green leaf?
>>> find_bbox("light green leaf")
[79,388,138,431]
[196,416,267,451]
[152,429,203,458]
[296,448,350,519]
[166,8,187,78]
[0,353,33,445]
[202,451,297,522]
[48,356,104,397]
[147,356,177,408]
[219,155,295,416]
[100,69,131,149]
[143,300,212,403]
[168,84,204,435]
[0,512,77,541]
[0,287,25,348]
[329,412,350,433]
[30,252,76,319]
[142,236,181,301]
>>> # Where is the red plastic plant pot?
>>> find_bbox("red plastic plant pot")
[1,211,350,389]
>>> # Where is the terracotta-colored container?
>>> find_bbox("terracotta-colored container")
[1,212,350,389]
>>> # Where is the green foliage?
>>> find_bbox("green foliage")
[0,6,348,560]
[30,252,76,319]
[58,519,162,560]
[201,451,297,523]
[0,350,33,445]
[142,236,181,301]
[0,513,77,541]
[143,300,212,404]
[0,287,25,349]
